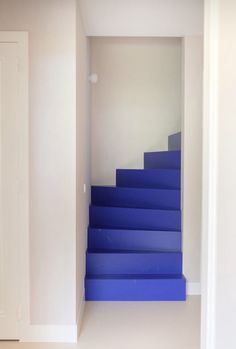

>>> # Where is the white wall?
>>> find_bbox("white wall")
[182,37,203,286]
[0,0,77,326]
[78,0,203,37]
[76,4,90,329]
[202,1,236,347]
[91,37,182,185]
[214,1,236,347]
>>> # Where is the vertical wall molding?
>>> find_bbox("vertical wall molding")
[201,1,219,348]
[0,31,30,342]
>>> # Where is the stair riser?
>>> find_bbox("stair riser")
[86,252,182,275]
[168,132,181,151]
[116,169,181,189]
[88,228,181,251]
[92,186,180,210]
[144,151,181,169]
[90,206,181,231]
[85,278,186,301]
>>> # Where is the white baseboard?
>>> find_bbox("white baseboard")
[20,324,77,343]
[19,284,198,342]
[187,282,201,295]
[20,293,86,342]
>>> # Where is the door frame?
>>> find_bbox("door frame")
[0,31,29,341]
[201,0,219,348]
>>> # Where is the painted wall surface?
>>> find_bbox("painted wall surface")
[91,37,182,185]
[215,1,236,347]
[76,6,90,326]
[0,0,77,325]
[78,0,203,37]
[182,37,203,284]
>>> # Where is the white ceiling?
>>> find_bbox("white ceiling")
[78,0,203,37]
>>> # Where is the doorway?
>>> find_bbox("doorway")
[0,32,29,341]
[81,35,202,347]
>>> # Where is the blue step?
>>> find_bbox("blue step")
[88,228,181,251]
[144,150,181,169]
[116,169,180,189]
[91,186,180,210]
[86,250,182,275]
[90,206,181,231]
[85,274,186,301]
[168,132,181,151]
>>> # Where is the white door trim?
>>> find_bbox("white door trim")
[0,31,29,341]
[201,1,219,349]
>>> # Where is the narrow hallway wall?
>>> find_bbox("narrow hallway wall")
[90,37,182,185]
[182,36,203,289]
[215,1,236,346]
[0,0,77,326]
[76,3,90,328]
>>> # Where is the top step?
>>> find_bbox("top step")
[144,150,181,169]
[168,132,181,151]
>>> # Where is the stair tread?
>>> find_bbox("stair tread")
[86,274,185,280]
[92,185,180,192]
[144,150,181,155]
[89,227,181,232]
[117,168,180,171]
[91,205,181,212]
[87,249,181,254]
[89,227,180,232]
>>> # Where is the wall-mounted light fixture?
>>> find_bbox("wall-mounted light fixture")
[89,73,98,84]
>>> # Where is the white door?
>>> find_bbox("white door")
[0,43,20,340]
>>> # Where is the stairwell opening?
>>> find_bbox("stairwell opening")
[88,37,182,298]
[78,35,203,347]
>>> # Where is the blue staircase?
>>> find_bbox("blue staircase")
[85,133,186,301]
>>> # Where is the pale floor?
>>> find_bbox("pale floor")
[0,296,200,349]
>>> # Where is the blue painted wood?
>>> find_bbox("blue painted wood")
[144,150,181,169]
[86,251,182,275]
[91,186,180,210]
[88,228,181,251]
[90,206,181,231]
[85,137,186,301]
[168,132,181,151]
[116,169,180,189]
[85,274,186,301]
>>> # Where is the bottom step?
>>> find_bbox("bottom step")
[85,274,186,301]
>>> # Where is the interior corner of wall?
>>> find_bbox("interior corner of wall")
[77,289,85,336]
